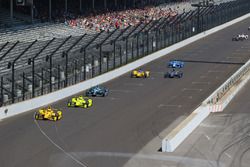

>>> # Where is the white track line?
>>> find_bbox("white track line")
[34,118,89,167]
[225,152,232,159]
[182,88,202,92]
[158,104,182,108]
[208,70,224,73]
[192,81,210,85]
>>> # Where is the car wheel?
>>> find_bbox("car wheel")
[35,114,39,120]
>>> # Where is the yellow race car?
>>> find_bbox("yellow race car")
[131,69,150,78]
[67,96,93,108]
[35,106,62,121]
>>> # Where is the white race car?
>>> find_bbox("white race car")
[232,34,248,41]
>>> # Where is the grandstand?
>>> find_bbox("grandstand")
[0,23,88,43]
[0,0,247,106]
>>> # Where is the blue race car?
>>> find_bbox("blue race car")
[86,85,109,97]
[164,69,183,78]
[168,60,184,68]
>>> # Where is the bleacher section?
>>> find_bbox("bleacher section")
[0,23,88,43]
[0,8,27,28]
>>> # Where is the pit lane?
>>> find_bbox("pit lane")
[1,17,250,167]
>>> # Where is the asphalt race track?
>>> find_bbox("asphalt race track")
[169,77,250,167]
[1,18,250,167]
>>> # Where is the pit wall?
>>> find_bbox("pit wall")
[1,13,250,120]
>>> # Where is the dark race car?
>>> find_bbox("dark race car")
[164,70,183,78]
[86,85,109,97]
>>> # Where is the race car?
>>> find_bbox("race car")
[86,85,109,97]
[164,69,183,78]
[131,69,150,78]
[232,34,248,41]
[67,96,93,108]
[168,60,184,68]
[35,106,62,121]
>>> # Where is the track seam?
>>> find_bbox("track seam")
[34,117,89,167]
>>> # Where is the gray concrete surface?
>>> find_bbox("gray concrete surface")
[159,76,250,167]
[0,17,250,167]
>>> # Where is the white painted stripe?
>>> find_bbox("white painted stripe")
[68,151,217,165]
[225,152,232,159]
[204,134,211,140]
[158,104,182,108]
[192,81,210,85]
[182,88,202,91]
[208,70,224,73]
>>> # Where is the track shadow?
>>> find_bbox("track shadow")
[181,59,245,65]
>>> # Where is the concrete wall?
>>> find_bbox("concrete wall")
[162,13,250,152]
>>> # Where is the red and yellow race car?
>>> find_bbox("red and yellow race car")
[35,106,62,121]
